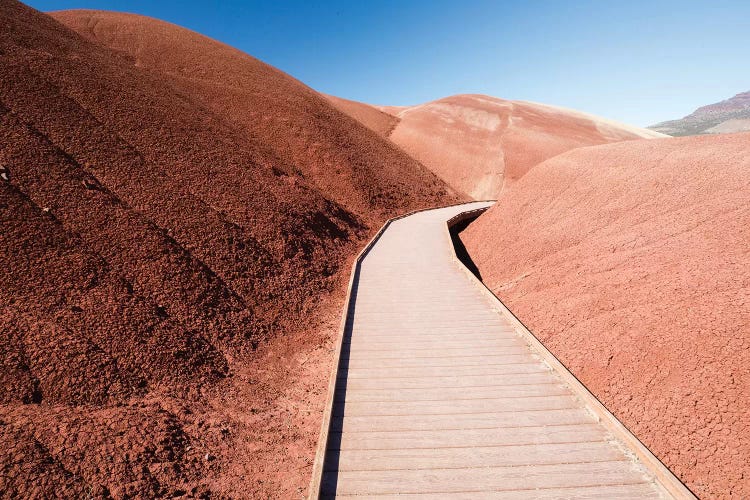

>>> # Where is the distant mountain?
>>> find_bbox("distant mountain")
[649,91,750,136]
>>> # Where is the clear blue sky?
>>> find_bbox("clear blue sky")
[27,0,750,126]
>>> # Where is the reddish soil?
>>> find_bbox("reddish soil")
[325,94,400,138]
[380,94,664,199]
[52,10,455,218]
[462,132,750,499]
[0,1,458,498]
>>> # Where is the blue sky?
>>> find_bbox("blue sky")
[28,0,750,126]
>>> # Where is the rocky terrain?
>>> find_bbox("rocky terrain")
[0,1,458,497]
[650,90,750,136]
[462,132,750,499]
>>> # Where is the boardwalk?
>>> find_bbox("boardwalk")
[312,202,691,499]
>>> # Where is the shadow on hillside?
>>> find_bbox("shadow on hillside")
[449,215,483,281]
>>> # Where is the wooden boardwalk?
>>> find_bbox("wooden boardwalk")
[311,202,692,499]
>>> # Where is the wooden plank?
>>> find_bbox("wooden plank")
[322,460,652,496]
[344,346,530,359]
[352,309,502,316]
[324,440,622,471]
[346,329,516,336]
[345,333,519,343]
[349,323,509,330]
[331,423,608,451]
[348,308,509,316]
[349,321,510,329]
[342,371,555,389]
[331,408,596,432]
[344,353,535,369]
[350,316,504,324]
[324,483,664,499]
[343,338,524,349]
[332,394,580,417]
[340,363,550,379]
[334,383,570,403]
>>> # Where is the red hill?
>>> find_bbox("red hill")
[325,94,400,137]
[332,94,664,199]
[52,9,455,217]
[382,95,664,198]
[0,2,457,497]
[461,132,750,499]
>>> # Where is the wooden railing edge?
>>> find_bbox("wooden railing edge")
[444,207,697,500]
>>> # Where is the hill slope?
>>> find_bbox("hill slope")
[333,94,663,199]
[325,94,400,137]
[52,9,455,217]
[461,133,750,499]
[650,91,750,136]
[0,2,457,497]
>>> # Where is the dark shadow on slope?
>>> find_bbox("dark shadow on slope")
[449,215,483,281]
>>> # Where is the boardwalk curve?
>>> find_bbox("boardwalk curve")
[309,202,694,499]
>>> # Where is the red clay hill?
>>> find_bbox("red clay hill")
[3,1,739,498]
[462,132,750,499]
[331,94,664,199]
[0,1,458,497]
[52,9,455,218]
[325,94,400,138]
